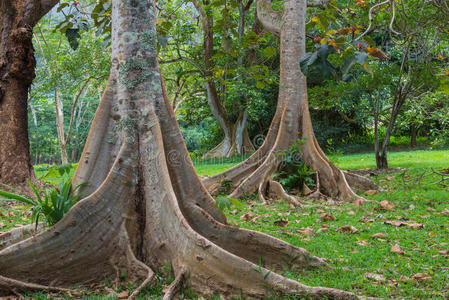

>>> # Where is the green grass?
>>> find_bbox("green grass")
[1,149,448,299]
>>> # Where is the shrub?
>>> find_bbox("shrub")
[0,178,86,229]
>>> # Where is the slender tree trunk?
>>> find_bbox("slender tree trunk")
[0,1,359,298]
[203,0,379,202]
[0,0,58,188]
[410,123,418,148]
[55,90,69,164]
[194,0,254,158]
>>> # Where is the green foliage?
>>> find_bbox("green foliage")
[215,196,245,211]
[273,139,316,191]
[0,178,85,229]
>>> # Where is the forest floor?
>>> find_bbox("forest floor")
[1,149,448,299]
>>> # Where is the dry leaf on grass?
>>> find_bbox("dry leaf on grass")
[365,272,386,282]
[0,223,5,229]
[240,212,254,221]
[316,209,325,213]
[273,219,289,227]
[384,220,423,229]
[316,227,328,233]
[277,212,290,217]
[347,210,355,215]
[320,213,336,221]
[439,210,449,216]
[297,227,315,236]
[335,225,358,234]
[390,244,404,255]
[371,233,386,239]
[379,200,395,211]
[357,240,369,246]
[360,216,375,223]
[365,190,380,195]
[412,273,431,282]
[231,209,238,215]
[117,290,129,299]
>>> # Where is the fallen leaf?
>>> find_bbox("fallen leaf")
[273,219,289,227]
[384,220,423,229]
[426,207,436,212]
[407,222,423,229]
[316,209,325,213]
[6,211,15,217]
[316,227,328,233]
[412,273,431,282]
[399,275,410,282]
[335,225,358,234]
[231,209,238,215]
[250,216,262,222]
[347,210,355,215]
[297,227,315,236]
[21,217,27,221]
[439,210,449,216]
[371,233,386,239]
[385,175,394,180]
[240,212,254,221]
[0,223,6,229]
[117,290,129,299]
[384,220,403,227]
[379,200,395,211]
[365,272,386,282]
[357,240,369,246]
[360,216,375,223]
[278,212,290,217]
[365,190,380,195]
[390,244,404,255]
[320,213,336,221]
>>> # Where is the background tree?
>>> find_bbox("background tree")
[203,0,378,203]
[0,0,58,189]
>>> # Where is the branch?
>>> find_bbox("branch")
[307,0,331,8]
[66,78,91,145]
[356,0,390,41]
[256,0,281,36]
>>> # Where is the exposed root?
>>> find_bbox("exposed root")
[268,179,302,206]
[0,223,44,251]
[0,275,70,295]
[162,268,186,300]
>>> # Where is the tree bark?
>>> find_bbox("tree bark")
[0,0,58,188]
[0,1,360,298]
[410,123,417,148]
[203,0,379,202]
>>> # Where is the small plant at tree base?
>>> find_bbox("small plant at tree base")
[0,177,86,229]
[274,138,316,192]
[217,178,234,195]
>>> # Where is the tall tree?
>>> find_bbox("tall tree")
[203,0,377,202]
[191,0,255,158]
[0,0,357,298]
[0,0,58,188]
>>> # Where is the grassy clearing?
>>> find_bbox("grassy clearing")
[1,149,448,299]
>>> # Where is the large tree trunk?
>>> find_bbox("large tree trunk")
[0,1,359,299]
[0,0,58,188]
[203,0,379,202]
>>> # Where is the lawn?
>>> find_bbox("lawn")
[1,149,448,299]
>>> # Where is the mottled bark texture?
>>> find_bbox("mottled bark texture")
[0,0,58,188]
[203,0,379,203]
[0,0,362,299]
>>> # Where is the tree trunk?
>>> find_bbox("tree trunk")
[195,0,254,159]
[55,90,69,164]
[203,0,379,202]
[410,123,417,148]
[0,1,359,298]
[0,0,58,188]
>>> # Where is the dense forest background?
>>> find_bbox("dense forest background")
[29,0,449,165]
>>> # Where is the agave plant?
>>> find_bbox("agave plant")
[0,178,86,229]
